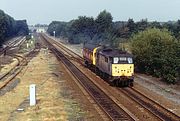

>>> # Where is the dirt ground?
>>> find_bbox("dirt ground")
[0,56,16,74]
[0,48,104,121]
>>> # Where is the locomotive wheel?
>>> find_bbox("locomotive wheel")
[95,68,99,75]
[129,82,134,87]
[84,61,88,67]
[100,71,103,77]
[116,80,119,86]
[122,81,124,87]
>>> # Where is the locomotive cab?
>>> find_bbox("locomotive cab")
[112,57,134,77]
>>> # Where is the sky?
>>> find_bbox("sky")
[0,0,180,25]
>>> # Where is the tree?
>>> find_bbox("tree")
[0,9,29,45]
[131,28,179,83]
[71,16,96,40]
[127,18,136,35]
[47,21,60,36]
[0,10,7,44]
[95,10,113,33]
[15,20,29,35]
[136,19,148,31]
[149,21,162,29]
[174,20,180,37]
[47,10,114,44]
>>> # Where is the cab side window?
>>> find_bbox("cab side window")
[105,57,108,63]
[113,57,119,64]
[109,57,113,63]
[128,58,133,64]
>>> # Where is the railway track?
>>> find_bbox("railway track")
[0,46,10,56]
[49,37,83,62]
[0,36,25,56]
[0,37,27,84]
[0,55,25,90]
[119,87,180,121]
[42,34,180,121]
[0,38,40,93]
[41,34,136,121]
[0,48,40,91]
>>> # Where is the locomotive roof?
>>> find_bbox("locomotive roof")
[99,48,133,57]
[83,43,100,51]
[83,43,133,57]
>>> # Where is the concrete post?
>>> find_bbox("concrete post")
[29,84,36,106]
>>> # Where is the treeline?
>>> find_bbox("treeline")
[47,10,180,83]
[0,9,29,45]
[47,10,115,44]
[47,10,180,45]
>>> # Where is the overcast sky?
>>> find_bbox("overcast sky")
[0,0,180,25]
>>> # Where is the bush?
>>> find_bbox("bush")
[131,28,180,83]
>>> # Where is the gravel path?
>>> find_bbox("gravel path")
[135,74,180,104]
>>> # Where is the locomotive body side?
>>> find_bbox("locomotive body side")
[96,52,112,75]
[82,43,100,66]
[83,47,93,65]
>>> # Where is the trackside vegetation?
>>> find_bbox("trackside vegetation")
[0,9,29,46]
[47,10,180,84]
[131,28,180,83]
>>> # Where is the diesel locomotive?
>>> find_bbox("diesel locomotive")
[82,43,134,86]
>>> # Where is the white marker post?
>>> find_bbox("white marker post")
[27,43,29,48]
[29,84,36,106]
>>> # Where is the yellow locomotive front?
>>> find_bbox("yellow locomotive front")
[111,56,134,86]
[112,57,134,76]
